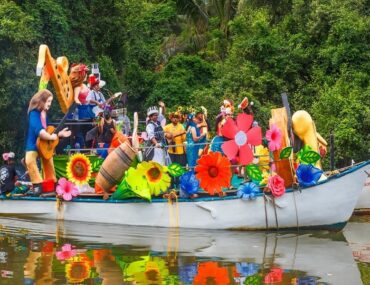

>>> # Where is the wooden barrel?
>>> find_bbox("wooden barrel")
[95,141,137,192]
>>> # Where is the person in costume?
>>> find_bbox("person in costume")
[25,89,71,195]
[144,106,171,165]
[186,111,207,168]
[70,64,93,148]
[87,74,106,117]
[0,152,18,195]
[164,111,187,166]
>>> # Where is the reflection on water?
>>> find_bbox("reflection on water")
[0,216,368,285]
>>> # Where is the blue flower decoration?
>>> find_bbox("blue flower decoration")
[296,276,318,285]
[179,171,200,198]
[236,262,259,277]
[178,263,197,284]
[296,164,323,187]
[237,182,260,200]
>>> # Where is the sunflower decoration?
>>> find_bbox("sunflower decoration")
[195,152,232,195]
[127,161,171,196]
[65,258,91,284]
[66,153,92,185]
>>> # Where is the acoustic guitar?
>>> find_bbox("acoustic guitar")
[36,103,76,160]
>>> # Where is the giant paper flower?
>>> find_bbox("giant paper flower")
[195,152,232,195]
[179,171,200,198]
[264,267,283,283]
[56,178,79,201]
[296,164,323,187]
[193,262,229,285]
[265,124,282,151]
[221,113,262,165]
[267,174,285,197]
[134,161,171,195]
[66,153,92,185]
[237,182,260,200]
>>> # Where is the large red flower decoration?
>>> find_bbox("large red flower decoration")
[221,113,262,165]
[195,152,232,195]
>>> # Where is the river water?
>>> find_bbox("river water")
[0,215,368,285]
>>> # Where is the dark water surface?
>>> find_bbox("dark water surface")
[0,215,369,285]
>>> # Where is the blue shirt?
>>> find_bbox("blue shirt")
[25,110,45,151]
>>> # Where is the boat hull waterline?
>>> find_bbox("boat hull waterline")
[1,161,369,230]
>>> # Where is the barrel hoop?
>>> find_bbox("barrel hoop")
[116,145,133,166]
[100,167,119,185]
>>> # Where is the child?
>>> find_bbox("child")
[0,152,18,195]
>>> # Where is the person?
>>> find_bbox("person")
[98,109,117,145]
[143,106,171,165]
[186,111,207,168]
[70,63,93,148]
[96,109,117,159]
[164,112,187,166]
[120,107,131,136]
[0,152,18,195]
[87,74,106,117]
[25,89,71,195]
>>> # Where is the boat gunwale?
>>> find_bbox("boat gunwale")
[1,160,369,204]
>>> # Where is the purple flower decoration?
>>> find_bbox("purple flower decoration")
[296,164,323,187]
[237,182,260,200]
[179,171,200,198]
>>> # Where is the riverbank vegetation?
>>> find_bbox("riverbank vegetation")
[0,0,368,166]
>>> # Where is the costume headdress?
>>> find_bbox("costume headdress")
[71,63,89,77]
[88,74,100,88]
[147,106,159,116]
[2,152,15,161]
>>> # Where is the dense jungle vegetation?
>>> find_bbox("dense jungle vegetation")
[0,0,369,167]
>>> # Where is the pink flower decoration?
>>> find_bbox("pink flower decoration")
[56,178,79,201]
[220,113,262,165]
[55,244,77,260]
[265,124,282,151]
[268,174,285,197]
[264,267,283,283]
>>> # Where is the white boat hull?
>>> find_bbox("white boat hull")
[1,161,369,230]
[355,175,370,211]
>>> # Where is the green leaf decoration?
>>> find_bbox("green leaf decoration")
[246,164,263,182]
[279,146,293,159]
[90,157,104,172]
[301,150,321,164]
[244,275,262,285]
[167,163,186,177]
[296,145,313,162]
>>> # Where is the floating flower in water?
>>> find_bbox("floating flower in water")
[195,152,232,195]
[267,174,285,197]
[265,124,282,151]
[55,244,77,261]
[56,178,79,201]
[236,262,260,277]
[296,164,323,187]
[193,261,230,285]
[66,260,91,284]
[264,267,283,283]
[237,182,260,200]
[221,113,262,165]
[66,153,92,185]
[136,161,171,195]
[179,171,199,198]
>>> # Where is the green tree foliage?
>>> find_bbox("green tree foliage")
[0,0,368,167]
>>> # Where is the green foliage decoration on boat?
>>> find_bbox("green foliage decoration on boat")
[279,147,293,160]
[245,164,263,183]
[167,163,186,177]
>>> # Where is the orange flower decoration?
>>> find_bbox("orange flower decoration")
[66,153,92,185]
[193,261,230,285]
[195,152,232,195]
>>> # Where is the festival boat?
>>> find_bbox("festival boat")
[2,45,368,231]
[0,160,368,231]
[0,216,364,284]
